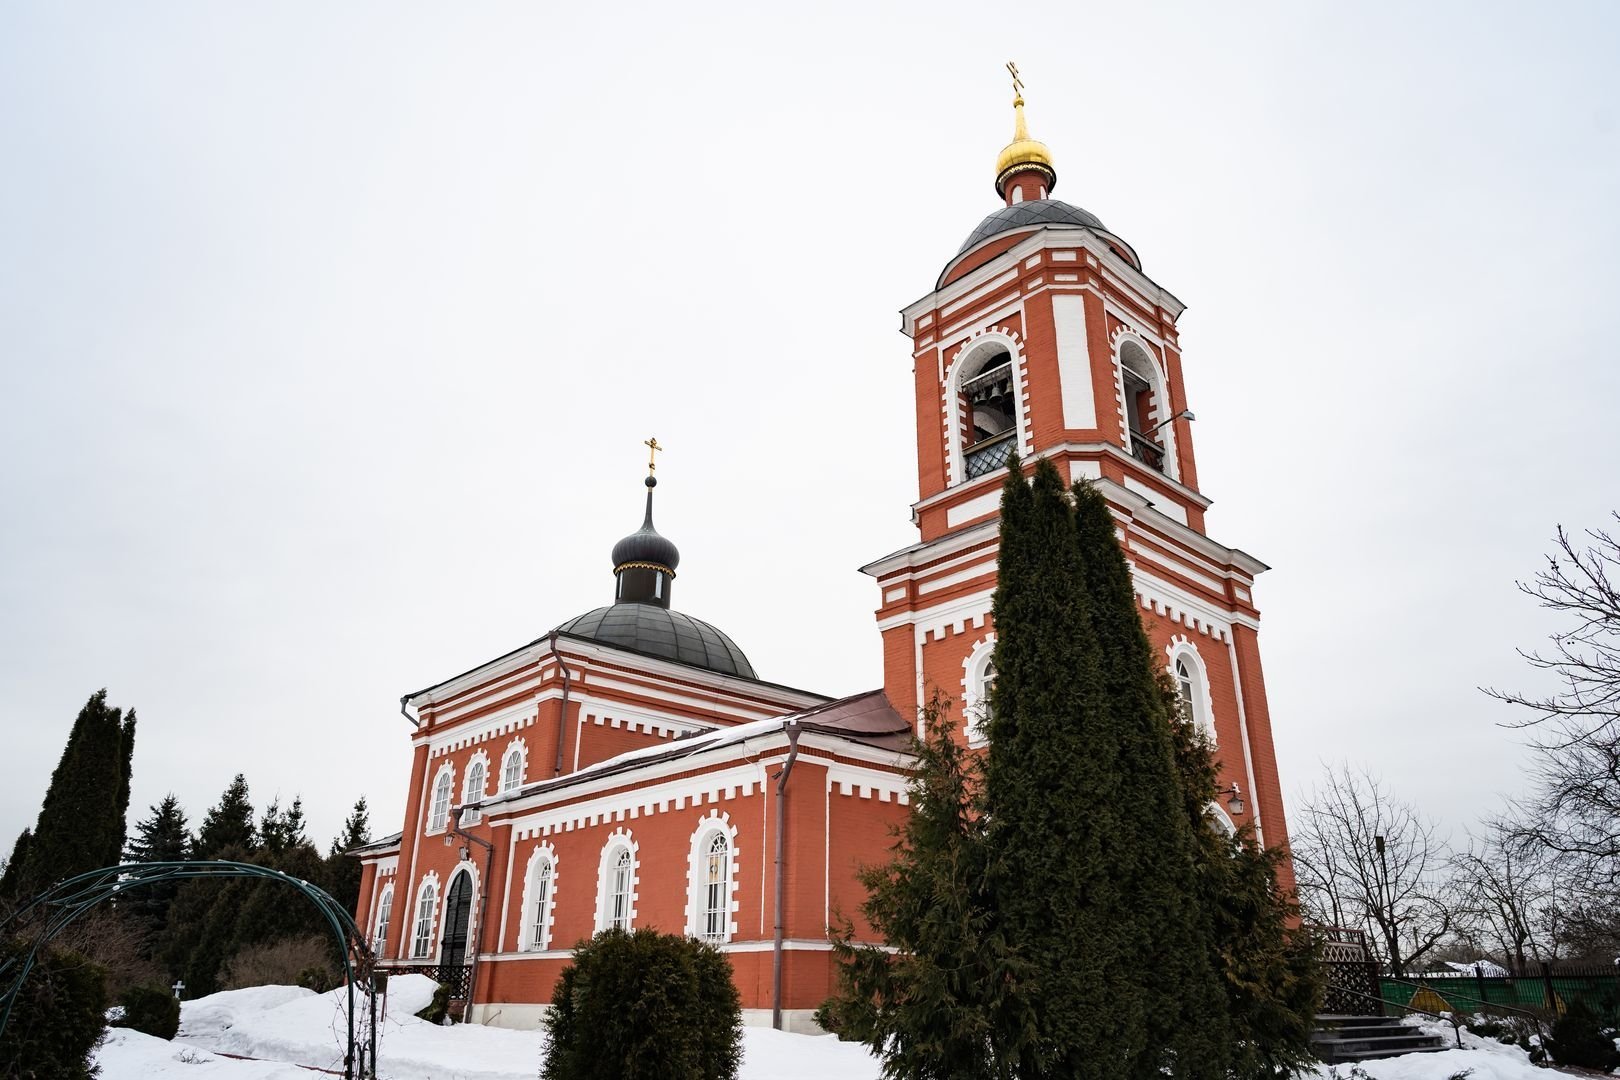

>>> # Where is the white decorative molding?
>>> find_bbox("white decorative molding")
[1053,293,1094,429]
[500,738,528,793]
[508,764,764,841]
[427,762,456,834]
[1165,634,1217,744]
[428,699,542,756]
[684,811,742,943]
[960,634,997,747]
[942,326,1031,488]
[827,763,912,806]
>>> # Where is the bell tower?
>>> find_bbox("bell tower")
[861,69,1293,868]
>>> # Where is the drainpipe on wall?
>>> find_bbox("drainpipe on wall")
[399,695,419,728]
[549,631,572,776]
[771,720,804,1031]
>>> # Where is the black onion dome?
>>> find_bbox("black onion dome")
[957,199,1108,255]
[554,603,756,679]
[611,477,680,572]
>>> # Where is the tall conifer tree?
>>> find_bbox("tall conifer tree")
[1066,478,1231,1077]
[324,798,371,914]
[1163,673,1320,1079]
[124,795,193,943]
[982,458,1132,1079]
[825,691,1032,1079]
[194,774,256,858]
[1,690,136,900]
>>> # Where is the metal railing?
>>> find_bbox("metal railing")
[1379,973,1548,1044]
[964,430,1016,479]
[1129,431,1165,471]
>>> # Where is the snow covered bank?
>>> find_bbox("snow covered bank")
[93,975,882,1080]
[91,982,1547,1080]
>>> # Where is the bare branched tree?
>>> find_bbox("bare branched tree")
[1483,514,1620,913]
[1292,764,1454,976]
[1450,827,1557,970]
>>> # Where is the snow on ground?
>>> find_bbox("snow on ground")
[92,975,884,1080]
[91,983,1559,1080]
[1302,1018,1552,1080]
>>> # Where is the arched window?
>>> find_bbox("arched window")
[1168,643,1215,743]
[683,822,735,939]
[957,346,1018,479]
[1119,340,1171,474]
[372,885,393,953]
[528,857,554,951]
[462,758,486,825]
[411,879,437,959]
[501,744,525,793]
[596,837,637,933]
[962,636,998,747]
[428,768,453,833]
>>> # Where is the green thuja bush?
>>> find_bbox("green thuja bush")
[0,939,109,1080]
[1546,1000,1620,1073]
[113,984,180,1040]
[541,928,742,1080]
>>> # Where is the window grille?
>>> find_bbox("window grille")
[463,761,485,825]
[502,748,524,792]
[429,772,452,832]
[529,860,552,950]
[701,833,729,943]
[608,848,633,930]
[373,888,392,953]
[411,884,436,958]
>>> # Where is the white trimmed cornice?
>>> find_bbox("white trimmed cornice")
[901,229,1186,338]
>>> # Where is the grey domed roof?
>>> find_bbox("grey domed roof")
[554,603,756,679]
[957,199,1107,255]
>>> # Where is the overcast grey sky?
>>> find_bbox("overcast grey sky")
[2,2,1617,856]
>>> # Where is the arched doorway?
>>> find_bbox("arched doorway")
[439,869,474,971]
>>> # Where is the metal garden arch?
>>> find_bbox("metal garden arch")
[0,860,380,1079]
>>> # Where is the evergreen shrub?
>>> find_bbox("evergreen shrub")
[0,939,109,1080]
[415,981,452,1025]
[113,984,180,1040]
[1545,1000,1620,1072]
[541,928,742,1080]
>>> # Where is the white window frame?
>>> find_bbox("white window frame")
[462,752,488,826]
[428,765,454,833]
[1114,334,1181,482]
[594,830,639,933]
[410,875,439,960]
[1166,638,1216,744]
[961,634,998,748]
[944,331,1028,488]
[685,812,739,943]
[501,739,527,793]
[372,884,393,954]
[520,843,558,952]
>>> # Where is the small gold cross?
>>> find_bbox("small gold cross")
[644,436,663,473]
[1006,61,1024,98]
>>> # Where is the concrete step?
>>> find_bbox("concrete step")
[1312,1033,1450,1063]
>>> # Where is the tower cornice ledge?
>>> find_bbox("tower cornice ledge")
[901,229,1187,339]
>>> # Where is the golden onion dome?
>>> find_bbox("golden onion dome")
[994,96,1056,197]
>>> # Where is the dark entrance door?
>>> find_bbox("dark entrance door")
[440,871,474,973]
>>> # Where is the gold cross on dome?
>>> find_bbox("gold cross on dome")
[1006,61,1024,97]
[644,436,663,473]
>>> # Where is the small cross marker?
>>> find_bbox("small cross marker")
[644,436,663,473]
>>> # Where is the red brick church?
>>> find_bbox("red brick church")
[352,82,1293,1032]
